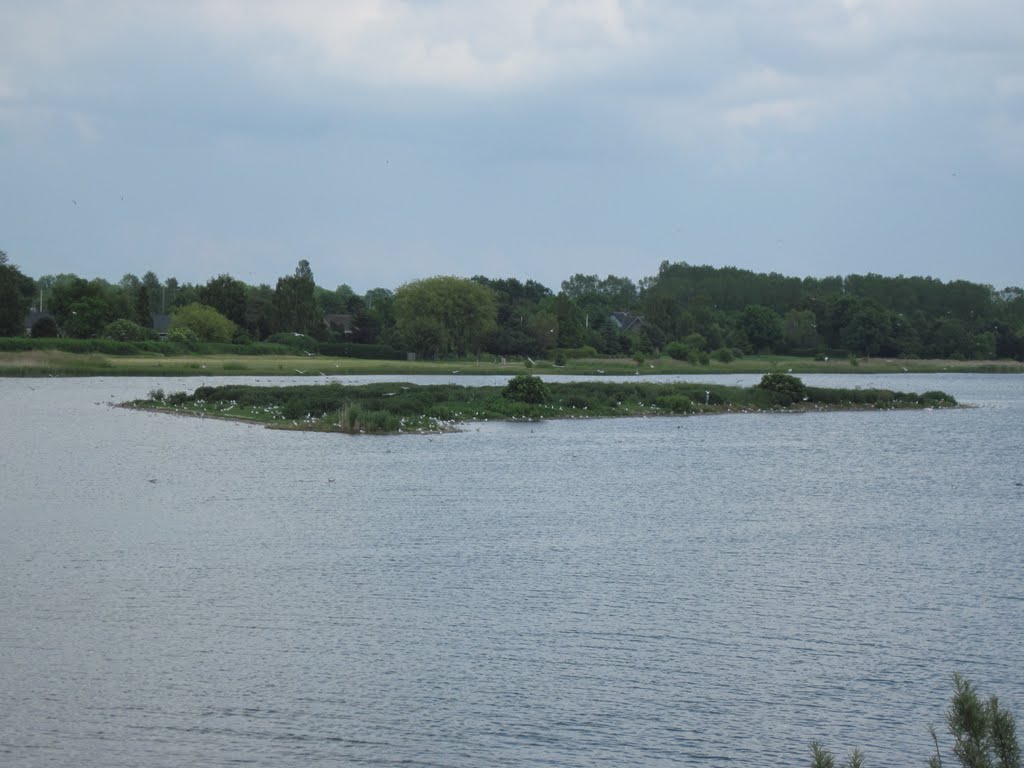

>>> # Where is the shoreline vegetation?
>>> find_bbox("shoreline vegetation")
[3,348,1023,378]
[123,374,959,435]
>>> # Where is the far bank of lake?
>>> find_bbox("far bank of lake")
[2,348,1023,378]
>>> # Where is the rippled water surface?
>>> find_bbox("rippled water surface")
[2,373,1022,767]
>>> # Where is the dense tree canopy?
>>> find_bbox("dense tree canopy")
[394,276,497,357]
[170,303,237,343]
[273,260,319,334]
[2,250,1022,361]
[0,251,33,336]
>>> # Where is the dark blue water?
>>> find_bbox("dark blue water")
[1,373,1022,766]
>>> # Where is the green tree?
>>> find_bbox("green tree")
[31,316,59,338]
[783,308,819,350]
[0,250,33,336]
[199,273,248,326]
[741,304,784,353]
[170,302,237,343]
[841,300,893,356]
[48,276,128,338]
[929,673,1021,768]
[811,673,1019,768]
[393,276,497,357]
[245,283,275,340]
[142,271,163,313]
[273,260,319,333]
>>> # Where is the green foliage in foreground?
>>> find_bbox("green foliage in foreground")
[811,674,1019,768]
[129,376,957,434]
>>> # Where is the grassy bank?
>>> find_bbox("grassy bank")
[3,349,1022,377]
[124,377,959,435]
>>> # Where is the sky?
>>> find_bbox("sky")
[2,0,1023,294]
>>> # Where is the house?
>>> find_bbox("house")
[324,313,356,335]
[609,311,645,334]
[151,313,172,339]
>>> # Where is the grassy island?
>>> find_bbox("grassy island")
[125,374,958,434]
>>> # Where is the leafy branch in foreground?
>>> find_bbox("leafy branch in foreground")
[927,673,1021,768]
[811,674,1019,768]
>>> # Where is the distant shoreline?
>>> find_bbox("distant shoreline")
[2,349,1022,378]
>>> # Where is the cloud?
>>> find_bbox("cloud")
[197,0,644,91]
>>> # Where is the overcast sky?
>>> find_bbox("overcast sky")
[2,0,1022,293]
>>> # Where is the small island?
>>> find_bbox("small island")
[125,373,959,434]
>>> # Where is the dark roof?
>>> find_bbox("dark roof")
[609,311,645,333]
[324,313,355,333]
[151,313,172,333]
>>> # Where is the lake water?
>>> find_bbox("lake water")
[1,373,1022,767]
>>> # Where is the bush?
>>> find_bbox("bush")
[170,303,237,343]
[166,327,199,348]
[502,374,549,404]
[757,372,807,403]
[104,318,154,342]
[713,347,735,363]
[811,673,1020,768]
[319,342,405,360]
[31,316,59,338]
[665,341,691,361]
[556,346,599,360]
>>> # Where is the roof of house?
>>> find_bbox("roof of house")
[151,313,172,333]
[609,311,645,333]
[324,313,355,333]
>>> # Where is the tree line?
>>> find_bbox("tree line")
[2,250,1023,361]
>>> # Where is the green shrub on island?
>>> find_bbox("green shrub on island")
[758,372,808,403]
[502,374,550,404]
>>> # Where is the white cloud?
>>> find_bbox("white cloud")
[197,0,645,90]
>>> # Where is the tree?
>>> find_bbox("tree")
[198,274,248,326]
[31,316,59,338]
[0,250,33,336]
[929,673,1021,768]
[741,304,783,353]
[273,260,318,333]
[142,271,163,313]
[783,309,819,350]
[48,277,126,338]
[170,303,237,343]
[841,300,893,356]
[393,276,497,357]
[811,673,1019,768]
